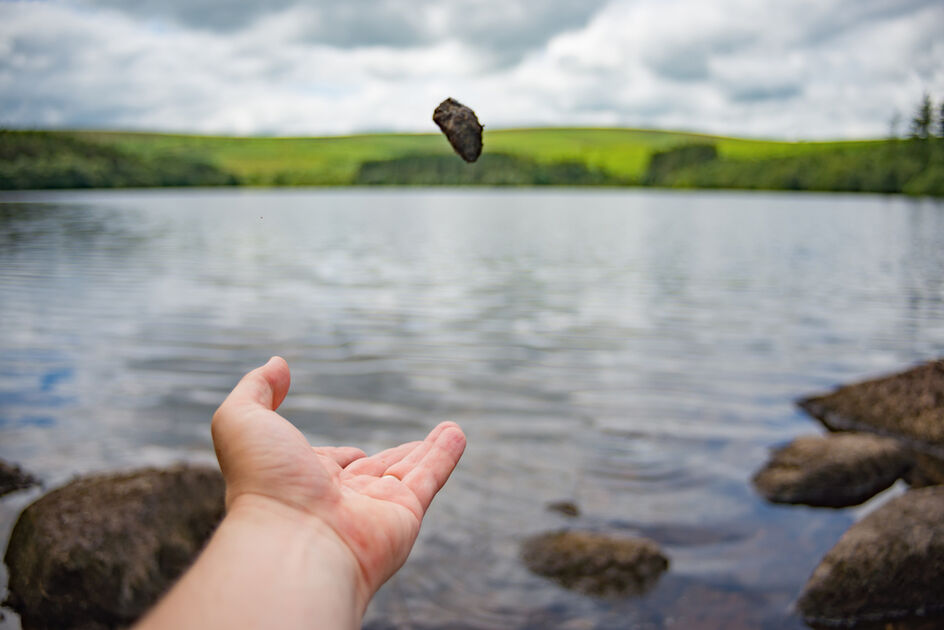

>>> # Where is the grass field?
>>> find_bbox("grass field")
[67,128,880,186]
[3,127,938,194]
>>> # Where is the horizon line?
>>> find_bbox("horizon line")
[0,124,887,145]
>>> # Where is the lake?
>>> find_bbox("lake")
[1,188,943,629]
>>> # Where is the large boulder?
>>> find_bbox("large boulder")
[4,465,224,630]
[520,530,668,597]
[752,433,912,507]
[0,459,39,497]
[798,360,944,451]
[797,486,944,627]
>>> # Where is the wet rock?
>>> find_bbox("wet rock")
[4,465,224,630]
[751,433,911,507]
[0,459,39,497]
[797,486,944,627]
[798,360,944,451]
[903,451,944,488]
[433,98,483,163]
[521,530,669,597]
[547,500,580,517]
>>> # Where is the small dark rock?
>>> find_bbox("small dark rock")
[547,500,580,517]
[797,486,944,627]
[433,98,483,163]
[752,433,912,507]
[798,360,944,452]
[0,459,39,498]
[521,530,668,597]
[3,465,224,630]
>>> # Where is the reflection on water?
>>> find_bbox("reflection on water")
[1,189,943,629]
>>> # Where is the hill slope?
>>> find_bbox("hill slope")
[1,128,940,195]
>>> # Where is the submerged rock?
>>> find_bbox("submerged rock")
[433,98,483,163]
[0,459,39,497]
[797,486,944,627]
[521,530,668,597]
[4,465,224,630]
[546,500,580,518]
[798,360,944,451]
[752,433,911,507]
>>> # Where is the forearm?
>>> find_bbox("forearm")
[136,495,366,630]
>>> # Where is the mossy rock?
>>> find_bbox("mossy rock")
[799,360,944,451]
[752,433,911,507]
[521,530,668,597]
[797,486,944,627]
[4,465,224,630]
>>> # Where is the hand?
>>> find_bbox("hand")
[210,357,466,610]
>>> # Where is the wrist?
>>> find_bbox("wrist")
[225,493,371,621]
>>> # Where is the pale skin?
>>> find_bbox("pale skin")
[135,356,467,630]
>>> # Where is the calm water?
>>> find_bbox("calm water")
[1,188,943,629]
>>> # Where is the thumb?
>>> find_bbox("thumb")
[221,356,292,413]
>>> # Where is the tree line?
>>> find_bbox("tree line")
[904,92,944,140]
[644,93,943,196]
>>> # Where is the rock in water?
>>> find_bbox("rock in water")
[546,500,581,518]
[797,486,944,627]
[433,98,483,162]
[752,433,912,507]
[4,465,224,630]
[0,459,39,497]
[521,530,668,597]
[798,360,944,451]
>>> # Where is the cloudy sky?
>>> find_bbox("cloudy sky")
[1,0,942,138]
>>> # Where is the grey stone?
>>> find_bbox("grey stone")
[752,433,912,507]
[797,486,944,627]
[433,98,483,163]
[4,465,224,630]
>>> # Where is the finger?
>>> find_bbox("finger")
[219,356,291,414]
[402,423,466,512]
[383,421,460,481]
[312,446,367,468]
[344,441,422,476]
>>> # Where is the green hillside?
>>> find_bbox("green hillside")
[61,128,870,184]
[1,127,941,195]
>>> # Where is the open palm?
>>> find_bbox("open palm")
[210,357,466,600]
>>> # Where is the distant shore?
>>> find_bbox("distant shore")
[1,128,941,196]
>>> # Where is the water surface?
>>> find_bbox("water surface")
[1,188,943,629]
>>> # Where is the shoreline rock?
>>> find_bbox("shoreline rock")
[798,360,944,454]
[0,460,39,498]
[903,451,944,488]
[4,465,224,630]
[521,530,668,597]
[752,433,912,507]
[797,486,944,627]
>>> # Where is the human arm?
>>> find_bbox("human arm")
[135,356,466,630]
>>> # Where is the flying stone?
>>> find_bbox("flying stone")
[433,98,483,163]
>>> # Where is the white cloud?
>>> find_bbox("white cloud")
[0,0,941,138]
